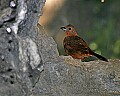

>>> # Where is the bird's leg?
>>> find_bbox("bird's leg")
[81,57,86,62]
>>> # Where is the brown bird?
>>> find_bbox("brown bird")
[60,24,108,62]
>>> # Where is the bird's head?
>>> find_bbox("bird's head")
[60,24,78,36]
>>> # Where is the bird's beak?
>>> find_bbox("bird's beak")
[60,27,67,31]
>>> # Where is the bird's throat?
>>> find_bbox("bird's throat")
[66,31,78,36]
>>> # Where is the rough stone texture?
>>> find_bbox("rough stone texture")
[0,0,45,96]
[0,0,120,96]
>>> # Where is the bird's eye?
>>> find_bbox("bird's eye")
[68,28,71,30]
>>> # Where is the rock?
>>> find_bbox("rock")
[0,0,45,95]
[0,0,120,96]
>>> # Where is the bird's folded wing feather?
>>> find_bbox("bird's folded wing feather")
[64,36,90,53]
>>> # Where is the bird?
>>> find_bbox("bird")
[60,24,108,62]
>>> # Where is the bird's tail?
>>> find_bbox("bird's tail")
[91,51,108,62]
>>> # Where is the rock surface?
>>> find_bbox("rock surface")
[0,0,120,96]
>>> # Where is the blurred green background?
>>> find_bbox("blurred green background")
[39,0,120,59]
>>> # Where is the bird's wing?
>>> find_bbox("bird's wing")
[64,36,90,54]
